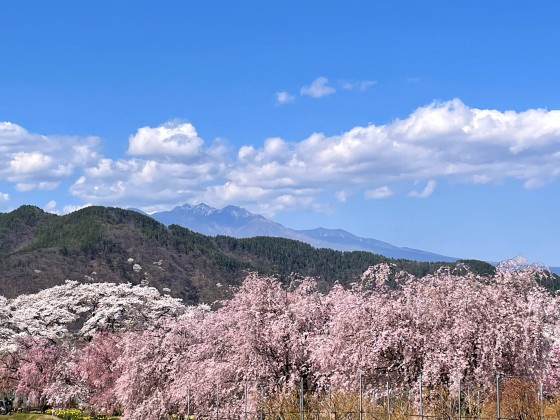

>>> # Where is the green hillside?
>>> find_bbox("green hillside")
[1,205,553,303]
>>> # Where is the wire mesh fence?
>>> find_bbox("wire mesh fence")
[176,374,560,420]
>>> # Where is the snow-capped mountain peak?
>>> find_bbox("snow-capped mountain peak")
[150,203,457,262]
[219,205,255,219]
[187,203,217,216]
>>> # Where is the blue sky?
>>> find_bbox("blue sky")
[1,1,560,265]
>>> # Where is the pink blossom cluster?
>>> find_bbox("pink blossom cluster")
[1,263,559,419]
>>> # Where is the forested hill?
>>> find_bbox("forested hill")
[0,205,553,303]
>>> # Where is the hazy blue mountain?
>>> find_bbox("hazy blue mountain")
[153,203,295,237]
[150,203,457,262]
[150,203,218,234]
[300,227,457,262]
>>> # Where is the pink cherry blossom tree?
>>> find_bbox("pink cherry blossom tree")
[15,337,85,408]
[76,332,123,414]
[312,263,557,395]
[2,261,559,419]
[115,275,327,419]
[0,280,188,411]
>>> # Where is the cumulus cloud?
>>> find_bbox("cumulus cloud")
[10,152,53,174]
[365,186,393,199]
[70,121,227,209]
[206,99,560,211]
[44,200,58,213]
[0,192,9,201]
[1,98,555,216]
[0,122,100,191]
[408,180,437,198]
[300,77,336,98]
[275,91,295,105]
[70,157,222,206]
[128,121,204,157]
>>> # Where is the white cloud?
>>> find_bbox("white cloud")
[202,99,560,209]
[10,152,53,174]
[523,178,545,189]
[300,77,336,98]
[336,190,348,202]
[408,180,437,198]
[44,200,58,214]
[365,186,393,199]
[42,200,93,215]
[70,121,228,208]
[0,192,9,201]
[275,91,295,105]
[341,80,377,91]
[2,98,553,216]
[0,121,100,191]
[70,157,222,206]
[62,203,93,214]
[128,121,204,157]
[194,181,321,216]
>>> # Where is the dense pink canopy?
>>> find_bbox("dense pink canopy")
[1,261,559,419]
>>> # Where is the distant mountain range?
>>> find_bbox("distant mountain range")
[148,203,560,275]
[149,203,458,262]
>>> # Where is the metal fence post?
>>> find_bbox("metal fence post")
[187,387,190,419]
[387,381,391,420]
[458,378,462,420]
[328,387,332,420]
[244,382,248,420]
[539,382,544,420]
[467,385,471,417]
[260,386,264,420]
[496,375,500,420]
[419,374,423,420]
[359,372,363,420]
[300,377,304,420]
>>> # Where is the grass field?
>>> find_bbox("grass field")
[5,414,58,420]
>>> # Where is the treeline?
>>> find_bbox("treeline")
[214,235,499,289]
[0,205,557,302]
